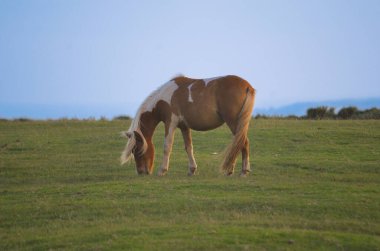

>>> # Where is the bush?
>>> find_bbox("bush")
[356,107,380,119]
[255,114,269,119]
[13,118,33,122]
[113,115,132,121]
[306,106,335,119]
[337,106,358,119]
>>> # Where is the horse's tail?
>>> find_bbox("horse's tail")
[221,87,255,174]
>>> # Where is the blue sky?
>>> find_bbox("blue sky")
[1,0,379,118]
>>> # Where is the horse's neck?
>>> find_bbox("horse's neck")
[139,111,159,142]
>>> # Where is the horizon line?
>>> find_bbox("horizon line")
[1,97,380,119]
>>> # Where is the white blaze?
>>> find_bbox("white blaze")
[188,83,194,102]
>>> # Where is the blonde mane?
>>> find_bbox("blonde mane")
[120,106,148,165]
[121,80,178,164]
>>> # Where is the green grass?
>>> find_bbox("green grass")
[0,119,379,250]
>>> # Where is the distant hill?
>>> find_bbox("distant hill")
[254,97,380,116]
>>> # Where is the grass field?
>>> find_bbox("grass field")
[0,119,379,250]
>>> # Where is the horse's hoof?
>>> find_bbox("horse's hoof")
[188,167,197,176]
[226,171,234,176]
[240,170,250,177]
[157,169,168,176]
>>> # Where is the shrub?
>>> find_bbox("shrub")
[337,106,358,119]
[254,114,269,119]
[306,106,335,119]
[13,118,33,122]
[113,115,132,121]
[356,107,380,119]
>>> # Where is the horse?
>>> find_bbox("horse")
[121,75,256,176]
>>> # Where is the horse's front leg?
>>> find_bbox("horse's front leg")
[157,123,176,176]
[180,127,197,176]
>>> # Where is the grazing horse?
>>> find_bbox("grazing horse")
[121,75,255,176]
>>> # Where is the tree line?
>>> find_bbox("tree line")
[255,106,380,120]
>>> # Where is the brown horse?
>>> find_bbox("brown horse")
[121,75,256,176]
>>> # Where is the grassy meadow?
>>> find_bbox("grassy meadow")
[0,119,379,250]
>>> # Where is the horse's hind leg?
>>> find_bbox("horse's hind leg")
[222,119,241,175]
[241,138,251,177]
[180,127,198,176]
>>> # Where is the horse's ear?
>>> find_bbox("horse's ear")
[122,131,133,138]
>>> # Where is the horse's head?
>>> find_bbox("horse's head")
[122,130,155,175]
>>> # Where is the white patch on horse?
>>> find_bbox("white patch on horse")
[128,80,178,133]
[187,83,194,103]
[204,76,223,86]
[122,81,178,165]
[145,80,178,112]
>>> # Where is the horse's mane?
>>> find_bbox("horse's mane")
[121,83,169,164]
[121,76,182,165]
[120,101,151,165]
[120,118,148,164]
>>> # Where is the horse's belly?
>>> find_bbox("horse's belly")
[176,83,224,131]
[182,110,224,131]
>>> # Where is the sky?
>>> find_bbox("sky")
[0,0,379,118]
